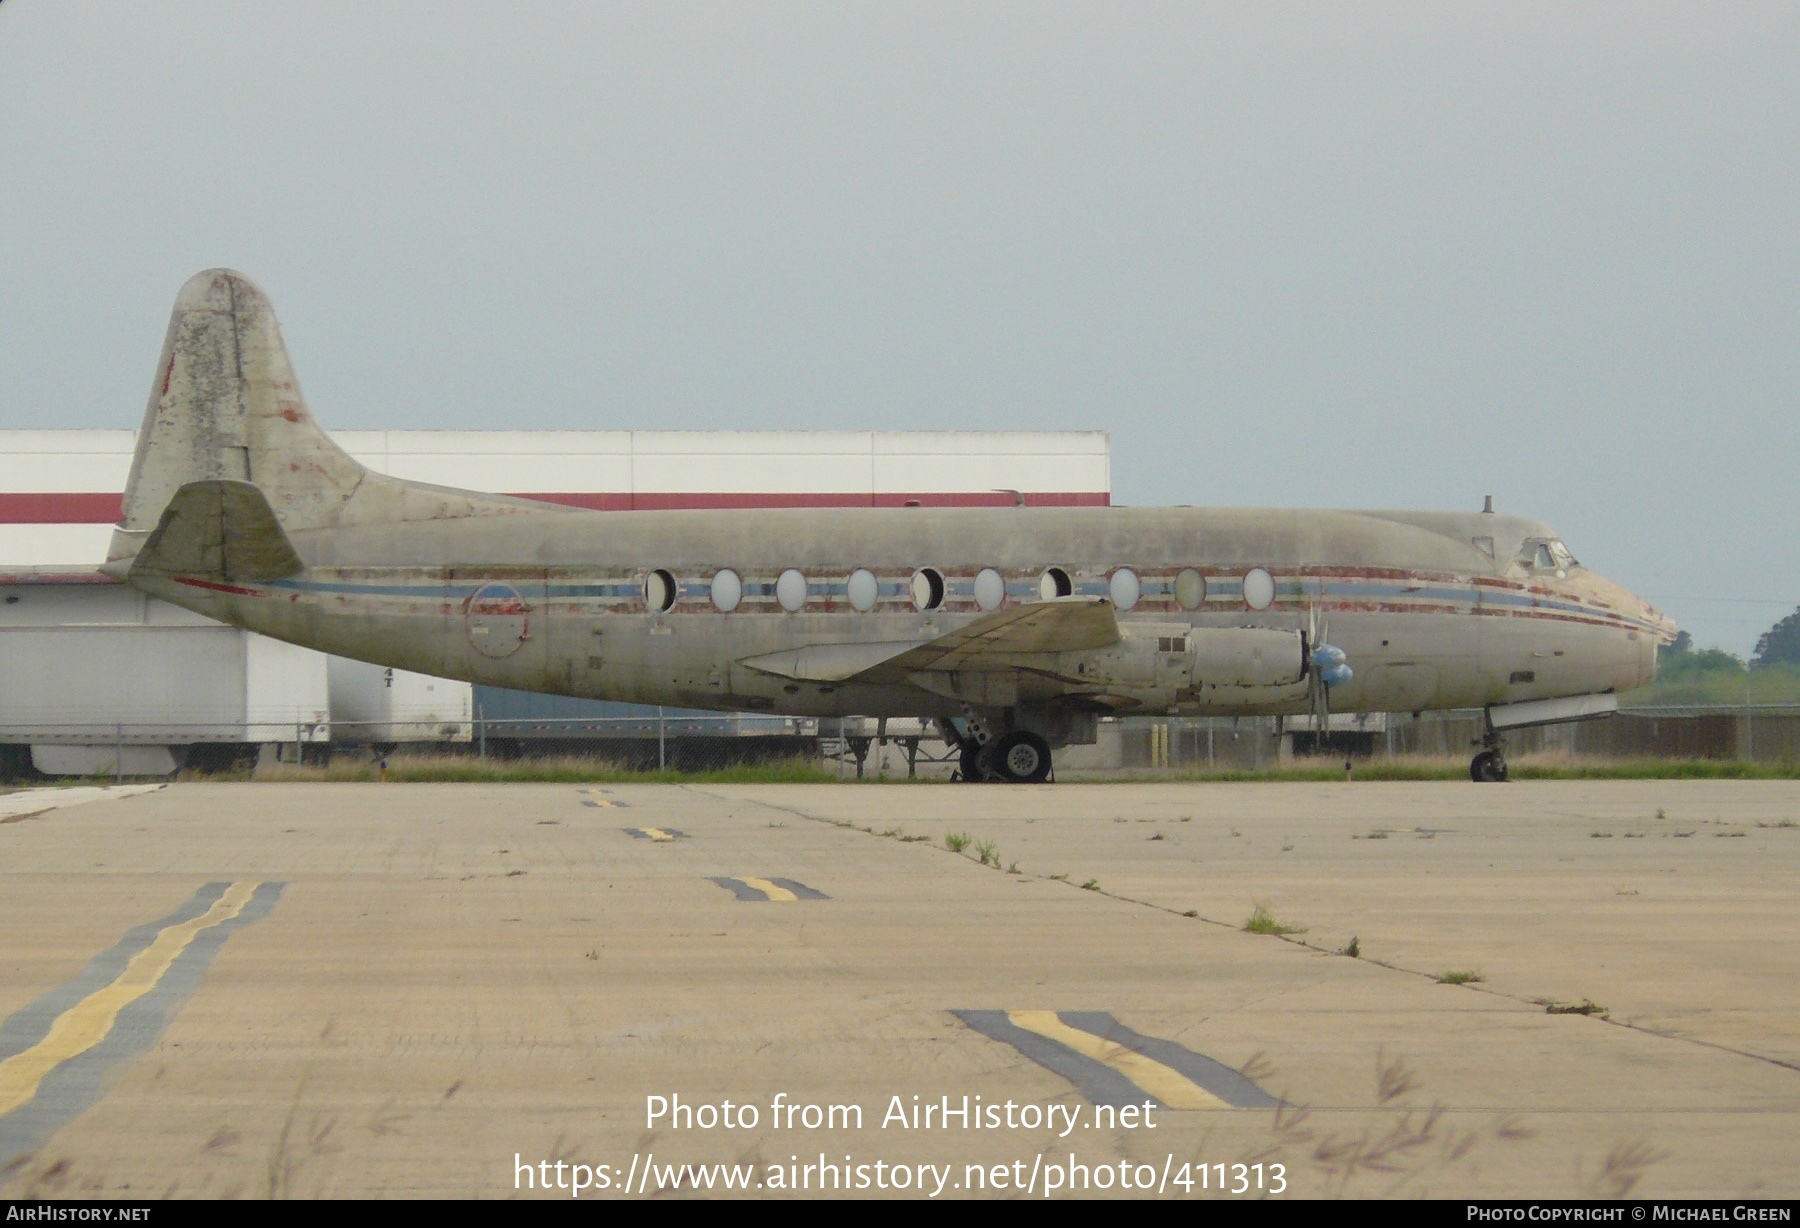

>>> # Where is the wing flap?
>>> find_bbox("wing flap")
[887,596,1119,672]
[738,640,928,683]
[738,597,1119,684]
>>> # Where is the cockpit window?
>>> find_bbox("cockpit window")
[1518,538,1580,573]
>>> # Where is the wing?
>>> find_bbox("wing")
[737,597,1119,683]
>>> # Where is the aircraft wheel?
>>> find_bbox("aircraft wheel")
[958,743,986,783]
[988,731,1053,784]
[1470,750,1509,783]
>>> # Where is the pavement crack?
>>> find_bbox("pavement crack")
[685,785,1800,1080]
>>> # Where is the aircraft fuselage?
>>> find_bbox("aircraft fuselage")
[130,502,1665,724]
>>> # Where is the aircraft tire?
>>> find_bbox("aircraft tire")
[959,743,986,783]
[988,731,1053,784]
[1470,750,1509,783]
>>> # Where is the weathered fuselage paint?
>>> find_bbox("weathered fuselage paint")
[127,503,1668,721]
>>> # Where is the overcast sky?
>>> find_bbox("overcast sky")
[1,3,1794,653]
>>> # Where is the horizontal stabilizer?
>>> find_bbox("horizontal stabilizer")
[738,597,1119,684]
[128,480,304,583]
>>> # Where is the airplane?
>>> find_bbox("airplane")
[100,270,1676,783]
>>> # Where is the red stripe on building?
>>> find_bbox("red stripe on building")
[0,490,1110,522]
[0,493,126,523]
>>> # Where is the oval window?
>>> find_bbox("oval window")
[1174,568,1205,611]
[1243,567,1275,611]
[710,569,742,613]
[776,568,808,612]
[974,568,1005,611]
[911,568,945,612]
[1109,568,1140,611]
[645,569,678,613]
[846,568,878,612]
[1039,567,1072,600]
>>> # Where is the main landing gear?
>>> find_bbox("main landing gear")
[942,717,1054,784]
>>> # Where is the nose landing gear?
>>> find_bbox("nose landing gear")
[1470,748,1509,783]
[1471,714,1510,782]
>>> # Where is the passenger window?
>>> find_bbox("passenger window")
[1174,568,1205,610]
[1109,568,1140,612]
[911,568,945,611]
[974,568,1006,611]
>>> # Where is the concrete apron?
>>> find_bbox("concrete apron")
[0,780,1794,1199]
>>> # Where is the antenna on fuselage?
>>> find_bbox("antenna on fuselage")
[1482,495,1495,514]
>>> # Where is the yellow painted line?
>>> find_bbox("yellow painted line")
[740,877,799,903]
[1006,1010,1230,1110]
[639,827,676,842]
[583,799,619,808]
[0,882,258,1118]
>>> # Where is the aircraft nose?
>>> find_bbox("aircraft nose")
[1635,595,1678,646]
[1608,582,1675,688]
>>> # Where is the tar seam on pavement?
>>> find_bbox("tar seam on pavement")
[0,881,286,1173]
[953,1010,1282,1111]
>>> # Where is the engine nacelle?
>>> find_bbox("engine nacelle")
[1192,626,1308,688]
[1062,624,1307,709]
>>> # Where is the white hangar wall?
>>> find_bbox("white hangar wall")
[0,429,1111,773]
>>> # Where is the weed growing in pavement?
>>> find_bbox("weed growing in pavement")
[1545,999,1607,1016]
[1242,1050,1541,1197]
[1581,1139,1671,1199]
[1244,902,1307,936]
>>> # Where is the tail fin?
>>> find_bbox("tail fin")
[106,269,553,573]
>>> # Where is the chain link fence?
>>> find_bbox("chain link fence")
[3,705,1796,780]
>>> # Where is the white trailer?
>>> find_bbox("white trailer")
[0,574,329,775]
[328,657,472,745]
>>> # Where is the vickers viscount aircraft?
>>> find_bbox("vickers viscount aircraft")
[101,271,1675,782]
